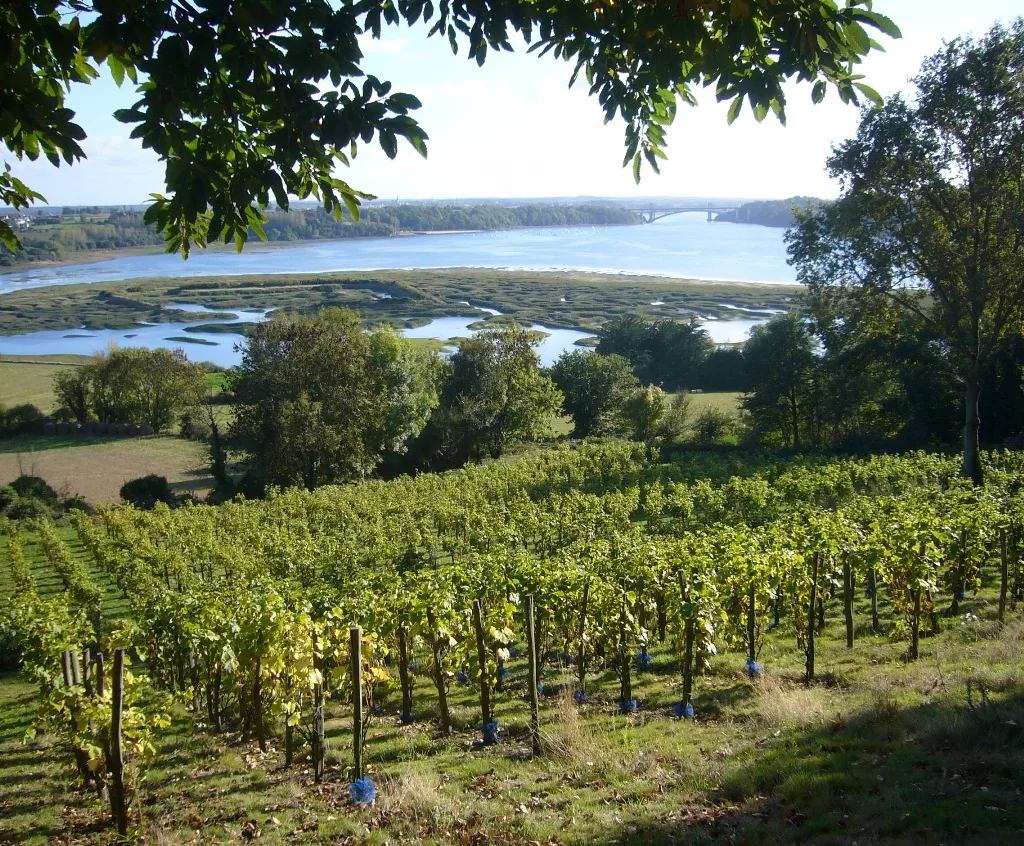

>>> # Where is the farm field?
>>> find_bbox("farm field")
[0,436,212,503]
[0,355,90,412]
[2,445,1023,845]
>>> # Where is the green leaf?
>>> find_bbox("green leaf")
[727,95,743,125]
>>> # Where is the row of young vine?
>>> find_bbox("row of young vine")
[4,443,1024,820]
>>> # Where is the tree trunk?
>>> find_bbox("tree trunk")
[962,361,983,485]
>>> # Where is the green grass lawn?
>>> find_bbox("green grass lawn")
[0,356,91,413]
[2,525,1022,845]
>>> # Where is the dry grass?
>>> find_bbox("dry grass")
[378,771,455,823]
[541,689,603,766]
[0,436,212,503]
[748,675,836,729]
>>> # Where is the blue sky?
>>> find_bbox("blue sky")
[7,1,1023,206]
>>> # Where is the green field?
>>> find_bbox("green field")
[0,356,90,413]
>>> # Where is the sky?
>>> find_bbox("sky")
[7,0,1023,206]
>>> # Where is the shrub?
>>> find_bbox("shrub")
[0,485,17,514]
[120,475,175,510]
[62,496,93,515]
[8,496,52,521]
[1,404,46,437]
[10,474,58,503]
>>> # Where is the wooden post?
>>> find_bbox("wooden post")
[472,600,492,727]
[806,552,818,684]
[397,625,413,721]
[83,648,93,697]
[999,528,1009,624]
[843,554,854,649]
[746,579,756,663]
[525,594,540,756]
[678,571,694,709]
[312,632,325,784]
[1012,527,1020,612]
[618,599,632,705]
[109,648,128,835]
[350,626,363,780]
[96,652,105,698]
[62,650,91,784]
[910,588,921,661]
[425,609,451,734]
[254,655,266,752]
[577,579,590,693]
[70,650,82,686]
[869,568,879,632]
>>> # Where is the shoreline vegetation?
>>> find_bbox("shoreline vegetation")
[0,267,800,338]
[0,203,641,271]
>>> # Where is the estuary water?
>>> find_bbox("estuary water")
[0,215,793,364]
[0,214,794,294]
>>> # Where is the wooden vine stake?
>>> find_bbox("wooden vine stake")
[999,528,1009,623]
[312,631,325,784]
[350,626,363,780]
[843,554,854,649]
[62,650,91,786]
[746,578,756,664]
[577,579,590,693]
[678,571,695,710]
[805,552,819,684]
[525,594,540,756]
[109,648,128,836]
[868,568,879,632]
[472,600,492,727]
[426,608,452,735]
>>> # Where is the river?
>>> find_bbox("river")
[0,215,793,364]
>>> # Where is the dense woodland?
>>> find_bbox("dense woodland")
[714,197,824,228]
[0,204,639,266]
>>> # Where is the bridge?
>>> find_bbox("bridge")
[626,204,740,223]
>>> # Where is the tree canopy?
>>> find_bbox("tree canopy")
[53,346,207,432]
[229,308,438,490]
[788,19,1024,483]
[3,1,899,253]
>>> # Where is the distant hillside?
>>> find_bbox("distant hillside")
[715,196,824,228]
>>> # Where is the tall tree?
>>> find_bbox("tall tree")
[2,2,899,252]
[230,309,438,489]
[429,326,562,464]
[788,20,1024,483]
[742,314,818,450]
[75,347,206,432]
[550,350,638,437]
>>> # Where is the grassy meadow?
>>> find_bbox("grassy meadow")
[0,521,1022,845]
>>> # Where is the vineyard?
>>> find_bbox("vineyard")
[2,444,1024,844]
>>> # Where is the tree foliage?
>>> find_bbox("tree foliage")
[2,1,899,253]
[422,326,562,465]
[597,316,713,390]
[53,347,206,432]
[550,349,638,437]
[787,20,1024,483]
[229,309,439,490]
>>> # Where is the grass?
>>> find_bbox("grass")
[1,528,1022,845]
[0,356,90,413]
[0,435,213,503]
[683,391,742,416]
